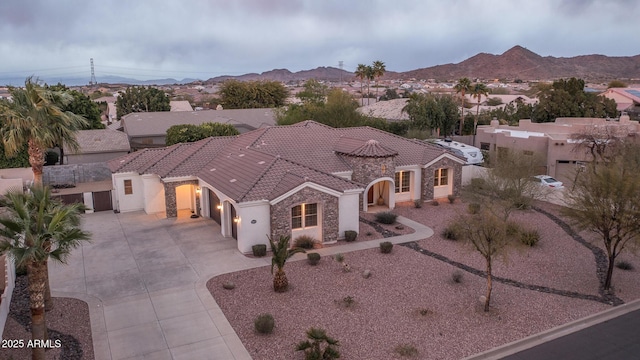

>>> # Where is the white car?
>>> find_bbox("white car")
[533,175,564,189]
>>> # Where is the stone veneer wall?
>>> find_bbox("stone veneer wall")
[163,180,199,218]
[270,187,339,243]
[422,158,463,200]
[339,155,395,209]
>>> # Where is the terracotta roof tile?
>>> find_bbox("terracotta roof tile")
[335,138,398,158]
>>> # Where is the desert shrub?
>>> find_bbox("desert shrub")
[254,313,275,334]
[334,253,344,263]
[431,199,439,206]
[417,308,433,316]
[307,252,321,265]
[296,328,340,360]
[366,231,373,236]
[414,199,422,208]
[616,260,634,271]
[338,295,355,308]
[520,229,540,247]
[294,235,316,249]
[344,230,357,242]
[451,270,463,283]
[380,241,393,254]
[467,203,481,214]
[45,150,59,165]
[394,344,419,357]
[506,221,523,237]
[442,223,462,241]
[252,244,267,257]
[375,211,397,224]
[470,177,486,191]
[222,281,236,290]
[447,194,456,204]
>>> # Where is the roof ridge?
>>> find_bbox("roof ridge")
[139,142,190,174]
[277,156,362,187]
[110,148,149,172]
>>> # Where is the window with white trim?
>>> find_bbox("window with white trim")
[124,179,133,195]
[291,203,318,229]
[394,171,410,193]
[434,168,448,186]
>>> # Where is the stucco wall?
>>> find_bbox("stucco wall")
[338,192,360,238]
[113,173,145,212]
[236,201,272,253]
[142,175,166,214]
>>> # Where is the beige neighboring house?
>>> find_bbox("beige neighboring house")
[357,98,409,121]
[63,129,131,164]
[475,114,639,185]
[121,108,277,150]
[108,121,464,253]
[601,87,640,113]
[169,100,193,112]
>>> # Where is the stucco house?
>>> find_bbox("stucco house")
[63,129,131,164]
[108,121,464,253]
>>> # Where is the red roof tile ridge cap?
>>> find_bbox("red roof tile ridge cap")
[277,156,362,187]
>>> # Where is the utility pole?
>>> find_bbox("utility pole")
[89,58,97,86]
[338,60,343,86]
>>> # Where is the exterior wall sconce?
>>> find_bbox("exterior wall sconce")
[233,216,240,223]
[381,164,386,172]
[216,204,223,210]
[195,187,201,195]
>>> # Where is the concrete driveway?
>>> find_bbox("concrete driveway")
[49,211,269,360]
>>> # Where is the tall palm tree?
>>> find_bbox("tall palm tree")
[0,186,90,360]
[454,77,472,135]
[355,64,368,106]
[365,65,374,105]
[470,83,489,135]
[372,60,386,102]
[269,235,305,292]
[0,77,88,185]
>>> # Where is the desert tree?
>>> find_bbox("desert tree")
[454,77,471,134]
[372,60,386,102]
[0,186,90,360]
[354,64,369,106]
[470,83,489,135]
[269,235,305,292]
[562,142,640,291]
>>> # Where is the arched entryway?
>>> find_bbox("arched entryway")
[364,178,394,212]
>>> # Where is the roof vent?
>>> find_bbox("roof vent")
[258,161,265,165]
[238,154,245,157]
[210,168,216,171]
[230,179,237,183]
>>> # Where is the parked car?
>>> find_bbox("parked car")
[533,175,564,189]
[433,139,484,165]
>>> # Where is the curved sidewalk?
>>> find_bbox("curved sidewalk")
[49,212,432,360]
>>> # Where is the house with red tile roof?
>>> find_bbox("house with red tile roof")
[108,121,464,252]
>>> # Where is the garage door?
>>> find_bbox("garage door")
[92,191,113,212]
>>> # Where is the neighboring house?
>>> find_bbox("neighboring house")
[169,100,193,112]
[108,121,464,253]
[356,98,409,122]
[121,108,277,150]
[601,87,640,113]
[475,114,639,185]
[63,129,131,164]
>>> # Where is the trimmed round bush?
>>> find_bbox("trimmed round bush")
[616,260,634,271]
[344,230,357,242]
[520,229,540,247]
[307,252,321,266]
[442,223,461,241]
[254,313,275,334]
[380,241,393,254]
[252,244,267,257]
[375,211,397,224]
[294,235,316,249]
[467,203,481,214]
[414,199,423,208]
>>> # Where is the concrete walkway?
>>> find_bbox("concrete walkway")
[49,211,433,360]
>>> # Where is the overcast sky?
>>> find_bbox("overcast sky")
[1,0,638,82]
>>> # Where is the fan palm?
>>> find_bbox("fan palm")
[354,64,369,106]
[0,186,90,360]
[471,83,489,135]
[372,60,386,102]
[454,78,471,135]
[0,77,88,185]
[268,235,305,292]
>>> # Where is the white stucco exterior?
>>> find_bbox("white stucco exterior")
[236,201,271,253]
[113,172,145,212]
[338,191,360,238]
[142,175,166,214]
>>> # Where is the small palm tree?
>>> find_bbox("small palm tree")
[354,64,368,106]
[296,327,341,360]
[0,186,90,360]
[268,235,305,292]
[0,77,88,185]
[372,60,386,102]
[454,78,472,135]
[471,83,489,135]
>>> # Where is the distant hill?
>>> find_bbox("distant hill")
[0,75,197,87]
[204,66,354,84]
[400,46,640,81]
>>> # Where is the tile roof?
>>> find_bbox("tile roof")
[65,129,130,154]
[109,120,463,202]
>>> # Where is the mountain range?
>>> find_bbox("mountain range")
[3,46,639,86]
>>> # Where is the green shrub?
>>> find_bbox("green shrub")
[339,295,355,308]
[254,313,275,334]
[296,328,340,360]
[375,211,397,224]
[380,241,393,254]
[451,270,463,284]
[467,203,481,214]
[442,223,461,241]
[616,260,634,271]
[252,244,267,257]
[447,194,456,204]
[294,235,316,249]
[394,344,419,357]
[418,308,433,316]
[506,221,523,237]
[307,252,321,265]
[344,230,357,242]
[334,253,344,263]
[413,199,422,208]
[44,150,59,166]
[520,229,540,247]
[431,199,440,206]
[470,177,486,190]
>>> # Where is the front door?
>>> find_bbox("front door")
[367,186,374,204]
[230,204,237,240]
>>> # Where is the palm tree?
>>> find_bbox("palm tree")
[268,235,305,292]
[454,77,471,135]
[470,83,489,135]
[355,64,368,106]
[372,60,386,102]
[0,77,88,185]
[296,327,341,359]
[0,186,90,360]
[365,65,374,105]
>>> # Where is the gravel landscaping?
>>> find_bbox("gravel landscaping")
[208,201,639,360]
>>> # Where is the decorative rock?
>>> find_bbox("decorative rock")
[479,295,486,304]
[362,269,371,279]
[395,225,404,230]
[342,263,351,273]
[223,281,236,290]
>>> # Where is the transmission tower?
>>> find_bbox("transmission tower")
[89,58,97,86]
[338,60,343,85]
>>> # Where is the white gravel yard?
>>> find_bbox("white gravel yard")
[209,201,639,360]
